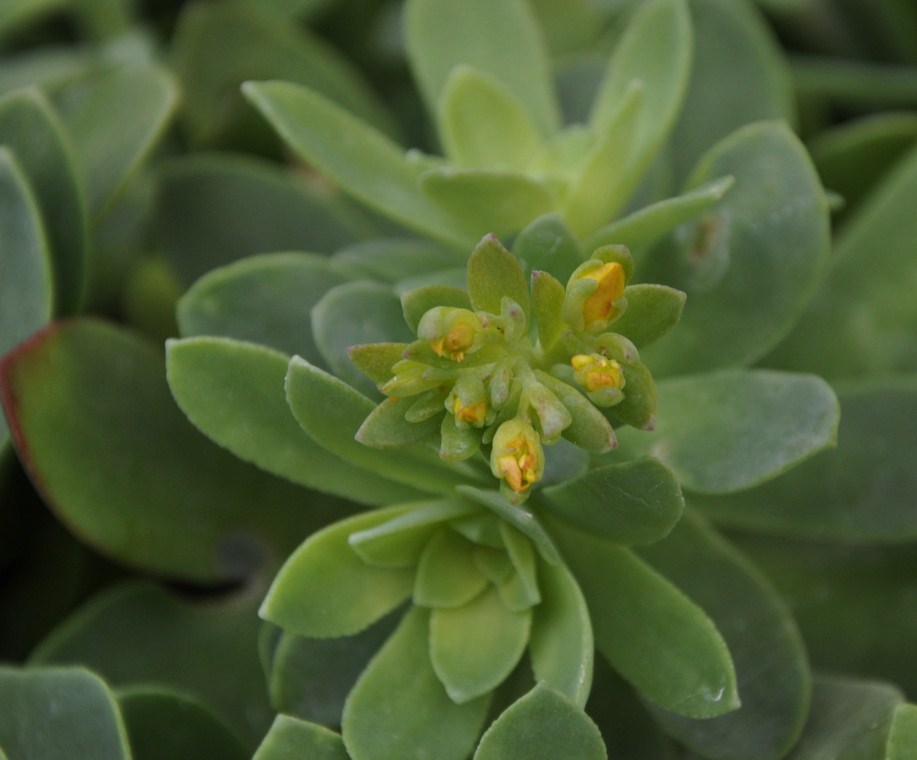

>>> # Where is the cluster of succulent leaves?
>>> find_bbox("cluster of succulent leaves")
[1,0,917,758]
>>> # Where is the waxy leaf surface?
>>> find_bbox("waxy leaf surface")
[253,716,348,760]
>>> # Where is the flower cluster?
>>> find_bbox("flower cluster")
[351,235,682,502]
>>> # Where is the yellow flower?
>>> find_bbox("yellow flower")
[571,353,624,392]
[490,419,544,495]
[581,262,625,329]
[417,307,481,362]
[452,396,488,426]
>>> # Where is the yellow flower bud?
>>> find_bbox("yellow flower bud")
[452,396,488,426]
[571,353,625,392]
[581,262,625,328]
[417,307,481,362]
[490,419,544,495]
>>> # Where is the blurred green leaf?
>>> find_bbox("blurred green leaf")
[332,238,464,284]
[475,683,607,760]
[641,122,831,374]
[0,319,338,581]
[548,517,739,719]
[512,213,583,285]
[695,378,917,541]
[177,252,349,363]
[0,0,63,39]
[0,89,86,314]
[172,3,393,148]
[342,607,490,760]
[888,704,917,760]
[0,666,130,760]
[31,582,271,748]
[405,0,559,136]
[401,285,471,333]
[243,81,476,248]
[530,558,593,707]
[253,715,348,760]
[52,64,178,218]
[157,153,365,286]
[260,504,415,638]
[118,687,247,760]
[616,369,839,494]
[285,356,486,495]
[640,512,810,760]
[766,143,917,379]
[166,336,420,505]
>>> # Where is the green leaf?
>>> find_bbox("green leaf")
[766,143,917,379]
[513,213,583,285]
[52,64,178,217]
[466,234,531,318]
[438,66,543,171]
[342,607,490,760]
[421,168,556,238]
[356,397,441,448]
[349,500,474,568]
[405,0,559,136]
[402,284,471,333]
[0,89,86,314]
[157,153,363,286]
[267,612,398,727]
[177,252,350,363]
[639,512,810,760]
[347,342,405,385]
[118,687,247,760]
[333,238,463,284]
[0,666,130,760]
[1,320,341,582]
[172,3,393,147]
[32,582,272,747]
[242,80,476,248]
[430,586,531,703]
[694,378,917,542]
[611,284,686,349]
[542,458,684,545]
[253,716,348,760]
[616,369,839,494]
[534,371,618,453]
[285,356,486,495]
[0,0,64,40]
[166,336,421,505]
[499,522,539,607]
[547,517,738,719]
[415,528,489,608]
[474,683,607,760]
[312,280,414,395]
[640,122,831,374]
[589,0,692,201]
[260,505,416,638]
[888,704,917,760]
[531,270,567,352]
[529,559,593,707]
[606,359,657,431]
[457,486,560,565]
[667,0,795,184]
[784,677,903,760]
[585,176,734,252]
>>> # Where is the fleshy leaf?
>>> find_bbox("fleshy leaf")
[888,704,917,760]
[157,153,363,285]
[585,177,734,253]
[312,280,413,395]
[640,122,831,374]
[609,284,686,349]
[0,88,85,314]
[531,270,567,352]
[466,234,531,321]
[529,559,593,707]
[342,607,490,760]
[1,320,341,582]
[438,66,543,171]
[405,0,559,136]
[535,371,618,453]
[474,683,607,760]
[402,284,471,333]
[512,213,583,284]
[542,458,684,545]
[414,528,489,608]
[639,511,810,760]
[166,336,421,505]
[333,238,463,283]
[260,504,415,638]
[118,687,247,760]
[285,356,487,495]
[0,666,130,760]
[616,369,839,494]
[176,252,349,363]
[348,342,406,385]
[253,716,348,760]
[242,80,476,248]
[547,517,739,719]
[499,522,539,607]
[457,485,560,565]
[421,168,555,237]
[356,397,442,448]
[694,378,917,542]
[52,63,178,217]
[430,586,532,703]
